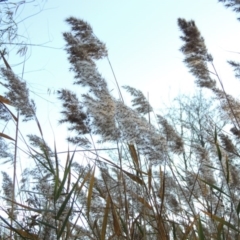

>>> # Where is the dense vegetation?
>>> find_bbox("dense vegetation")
[1,0,240,239]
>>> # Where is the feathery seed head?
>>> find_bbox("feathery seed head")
[1,68,35,121]
[178,18,216,89]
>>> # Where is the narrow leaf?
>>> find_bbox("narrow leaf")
[217,219,224,240]
[101,196,110,240]
[216,142,222,162]
[76,170,91,193]
[57,206,73,239]
[0,95,11,105]
[118,212,128,236]
[36,219,57,229]
[0,50,12,70]
[225,155,229,184]
[123,170,143,185]
[148,167,152,192]
[15,229,39,240]
[111,203,121,236]
[135,195,152,210]
[128,144,139,168]
[2,197,54,214]
[199,178,230,198]
[56,173,81,220]
[55,150,75,202]
[35,116,43,137]
[197,216,205,240]
[0,132,15,141]
[87,166,95,218]
[237,201,240,215]
[1,103,18,121]
[202,210,240,232]
[135,221,144,237]
[181,215,198,240]
[159,167,165,216]
[54,141,60,203]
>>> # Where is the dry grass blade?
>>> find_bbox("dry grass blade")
[35,116,43,137]
[199,178,230,198]
[130,192,152,210]
[237,201,240,215]
[0,215,37,240]
[148,167,152,192]
[0,49,12,70]
[128,144,139,168]
[159,167,165,215]
[217,220,224,239]
[129,216,144,239]
[0,95,11,105]
[111,202,122,236]
[77,170,91,192]
[95,154,148,175]
[15,229,39,240]
[123,170,143,185]
[157,215,168,240]
[224,155,230,184]
[0,132,15,141]
[202,210,240,233]
[101,195,110,240]
[2,197,53,214]
[87,166,95,218]
[181,215,198,240]
[136,196,153,210]
[0,102,17,121]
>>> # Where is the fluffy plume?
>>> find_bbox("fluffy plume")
[228,60,240,79]
[0,103,11,121]
[83,93,120,141]
[219,0,240,20]
[219,133,237,158]
[62,17,119,143]
[116,101,167,162]
[27,134,53,159]
[123,85,153,115]
[61,17,183,164]
[157,115,183,154]
[57,89,91,147]
[212,88,240,124]
[230,127,240,138]
[1,171,14,203]
[58,89,89,134]
[0,138,12,162]
[1,68,35,121]
[178,18,215,89]
[63,17,107,86]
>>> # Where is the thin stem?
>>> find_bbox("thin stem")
[107,57,124,103]
[211,62,240,130]
[10,110,19,239]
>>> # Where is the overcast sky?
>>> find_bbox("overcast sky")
[3,0,240,149]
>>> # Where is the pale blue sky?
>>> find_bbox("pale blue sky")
[3,0,240,146]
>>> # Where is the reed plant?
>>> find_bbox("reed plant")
[0,1,240,239]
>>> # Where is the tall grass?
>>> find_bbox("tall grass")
[0,2,240,239]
